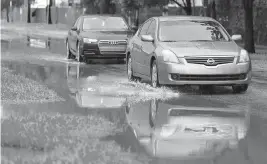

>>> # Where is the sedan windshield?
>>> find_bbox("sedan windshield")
[83,17,129,31]
[159,20,230,42]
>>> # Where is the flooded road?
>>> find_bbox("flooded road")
[1,36,267,164]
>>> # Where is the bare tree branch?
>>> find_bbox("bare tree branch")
[181,0,187,7]
[170,0,184,8]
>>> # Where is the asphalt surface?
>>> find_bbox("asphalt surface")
[1,35,267,164]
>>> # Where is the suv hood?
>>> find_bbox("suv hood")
[160,41,241,57]
[80,30,133,40]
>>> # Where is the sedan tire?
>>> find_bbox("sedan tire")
[127,56,141,82]
[66,41,72,59]
[232,84,248,93]
[151,60,160,88]
[76,42,82,62]
[149,99,158,128]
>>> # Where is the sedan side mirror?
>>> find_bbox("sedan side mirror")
[141,35,154,42]
[231,34,242,41]
[71,26,77,31]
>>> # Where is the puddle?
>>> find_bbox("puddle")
[2,56,267,163]
[102,98,251,163]
[1,35,66,56]
[27,37,48,49]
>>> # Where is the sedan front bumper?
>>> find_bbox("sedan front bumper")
[157,61,252,86]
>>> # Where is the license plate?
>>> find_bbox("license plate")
[205,127,214,133]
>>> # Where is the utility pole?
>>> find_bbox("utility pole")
[192,0,195,16]
[27,0,31,23]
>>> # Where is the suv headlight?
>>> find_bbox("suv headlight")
[162,50,180,63]
[83,38,98,43]
[238,49,250,63]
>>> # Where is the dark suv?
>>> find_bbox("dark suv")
[66,15,134,62]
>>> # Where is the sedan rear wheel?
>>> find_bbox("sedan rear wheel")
[127,56,140,82]
[232,84,248,94]
[151,60,160,88]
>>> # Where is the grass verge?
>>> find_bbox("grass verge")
[1,67,64,104]
[1,111,149,164]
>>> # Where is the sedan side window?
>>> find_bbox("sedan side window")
[77,18,83,30]
[138,20,152,37]
[73,17,81,29]
[146,19,156,38]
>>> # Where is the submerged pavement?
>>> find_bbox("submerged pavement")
[1,35,267,164]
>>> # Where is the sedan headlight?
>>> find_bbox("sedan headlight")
[162,50,180,63]
[83,38,98,43]
[160,125,182,138]
[160,125,177,138]
[238,49,250,63]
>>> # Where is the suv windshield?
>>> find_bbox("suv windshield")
[159,20,230,42]
[83,17,129,31]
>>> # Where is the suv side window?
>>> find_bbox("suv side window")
[138,19,152,37]
[146,19,156,38]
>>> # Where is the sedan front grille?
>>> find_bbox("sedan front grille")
[185,56,235,66]
[98,40,127,54]
[171,74,247,81]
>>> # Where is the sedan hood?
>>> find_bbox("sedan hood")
[160,41,241,57]
[80,30,133,40]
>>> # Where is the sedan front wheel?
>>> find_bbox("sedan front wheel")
[66,41,72,59]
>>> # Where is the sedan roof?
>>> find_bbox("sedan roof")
[157,16,215,22]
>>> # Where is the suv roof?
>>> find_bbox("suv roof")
[80,14,124,18]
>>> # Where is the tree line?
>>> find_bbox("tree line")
[81,0,259,53]
[1,0,53,24]
[115,0,256,53]
[1,0,262,53]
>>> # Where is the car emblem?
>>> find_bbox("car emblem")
[206,58,215,65]
[109,41,118,45]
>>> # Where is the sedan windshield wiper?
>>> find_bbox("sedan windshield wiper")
[189,40,212,42]
[161,40,178,42]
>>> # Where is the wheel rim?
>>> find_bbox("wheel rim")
[152,64,158,87]
[127,57,132,79]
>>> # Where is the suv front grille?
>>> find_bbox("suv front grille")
[171,74,247,81]
[185,56,235,66]
[98,40,127,54]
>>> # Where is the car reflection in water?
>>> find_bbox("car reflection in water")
[125,96,250,162]
[66,63,126,109]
